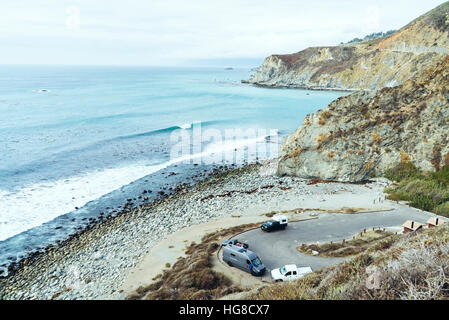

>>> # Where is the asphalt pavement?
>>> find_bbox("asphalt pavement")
[236,205,438,273]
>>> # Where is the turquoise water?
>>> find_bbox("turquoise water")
[0,65,345,273]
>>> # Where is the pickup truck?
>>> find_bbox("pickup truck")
[221,238,249,249]
[271,264,312,282]
[261,215,288,232]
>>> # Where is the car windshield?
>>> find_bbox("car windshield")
[267,221,274,225]
[280,266,287,275]
[251,258,262,267]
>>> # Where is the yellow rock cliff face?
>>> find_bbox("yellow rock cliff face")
[277,55,449,182]
[247,2,449,91]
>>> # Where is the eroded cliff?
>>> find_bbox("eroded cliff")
[247,2,449,91]
[277,55,449,182]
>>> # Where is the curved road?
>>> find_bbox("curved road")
[235,206,438,275]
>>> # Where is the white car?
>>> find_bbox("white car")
[271,264,313,282]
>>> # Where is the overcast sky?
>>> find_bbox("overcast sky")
[0,0,446,66]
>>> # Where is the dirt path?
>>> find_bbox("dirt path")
[120,215,265,294]
[121,176,402,298]
[121,212,314,296]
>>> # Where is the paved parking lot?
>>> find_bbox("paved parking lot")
[235,206,438,274]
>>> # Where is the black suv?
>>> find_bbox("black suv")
[261,220,287,232]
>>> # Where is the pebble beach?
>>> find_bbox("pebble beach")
[0,159,391,300]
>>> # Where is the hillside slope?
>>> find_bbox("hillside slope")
[277,55,449,182]
[246,2,449,91]
[251,223,449,300]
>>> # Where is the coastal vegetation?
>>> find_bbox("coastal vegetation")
[5,1,449,302]
[298,229,397,258]
[277,53,449,182]
[247,2,449,91]
[342,30,396,45]
[385,163,449,217]
[406,1,449,31]
[126,223,260,300]
[252,223,449,300]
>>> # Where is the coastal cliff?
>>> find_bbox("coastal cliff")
[246,2,449,91]
[277,55,449,182]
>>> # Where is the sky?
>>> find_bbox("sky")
[0,0,447,66]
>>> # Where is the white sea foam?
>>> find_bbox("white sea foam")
[0,135,276,242]
[0,163,168,242]
[179,123,192,129]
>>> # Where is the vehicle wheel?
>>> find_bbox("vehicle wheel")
[275,280,283,283]
[227,261,233,267]
[251,270,261,276]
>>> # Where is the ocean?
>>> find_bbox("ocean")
[0,65,346,275]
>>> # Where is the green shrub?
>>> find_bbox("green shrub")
[385,162,421,182]
[434,201,449,217]
[409,194,438,212]
[431,165,449,186]
[385,164,449,216]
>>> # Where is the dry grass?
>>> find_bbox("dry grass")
[400,152,411,163]
[253,224,449,300]
[304,118,310,126]
[372,133,382,144]
[365,160,375,171]
[298,230,396,258]
[126,223,260,300]
[340,207,370,214]
[288,148,303,162]
[264,211,277,218]
[307,179,333,185]
[318,111,331,126]
[316,133,325,145]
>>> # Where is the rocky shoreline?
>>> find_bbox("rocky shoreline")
[241,80,362,93]
[0,162,246,300]
[0,159,390,300]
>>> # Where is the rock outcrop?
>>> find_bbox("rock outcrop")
[246,2,449,91]
[277,55,449,182]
